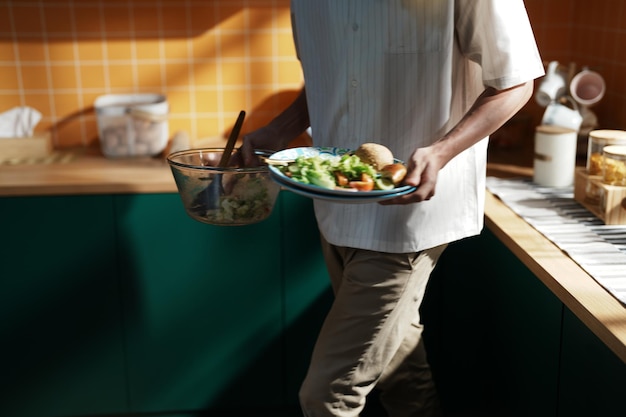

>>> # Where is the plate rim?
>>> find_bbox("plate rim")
[268,146,415,198]
[271,172,415,203]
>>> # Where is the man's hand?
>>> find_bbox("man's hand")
[238,125,284,167]
[235,88,310,167]
[380,145,444,205]
[380,81,534,206]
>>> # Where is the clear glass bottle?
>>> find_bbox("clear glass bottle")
[586,130,626,202]
[602,145,626,186]
[587,130,626,175]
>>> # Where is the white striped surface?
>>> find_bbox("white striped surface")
[487,176,626,305]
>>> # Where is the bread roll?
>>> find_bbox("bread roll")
[354,143,394,170]
[380,163,407,185]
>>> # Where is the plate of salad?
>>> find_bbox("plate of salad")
[266,146,416,202]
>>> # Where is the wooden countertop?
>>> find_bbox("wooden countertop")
[0,148,177,196]
[485,191,626,364]
[0,134,313,197]
[2,146,625,363]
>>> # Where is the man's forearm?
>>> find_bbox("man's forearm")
[433,81,534,167]
[267,87,311,147]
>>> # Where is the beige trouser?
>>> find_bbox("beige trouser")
[299,237,447,417]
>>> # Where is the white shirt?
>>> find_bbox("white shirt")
[290,0,544,252]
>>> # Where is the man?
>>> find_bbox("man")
[241,1,544,416]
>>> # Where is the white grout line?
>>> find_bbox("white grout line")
[6,1,26,106]
[214,1,224,137]
[157,0,167,94]
[272,0,279,115]
[0,83,302,95]
[244,0,251,114]
[128,1,138,93]
[69,0,87,145]
[98,0,110,92]
[0,0,280,6]
[0,26,292,40]
[38,0,58,146]
[0,55,293,68]
[185,0,197,141]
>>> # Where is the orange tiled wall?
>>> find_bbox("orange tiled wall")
[0,0,303,149]
[524,0,626,129]
[1,0,625,151]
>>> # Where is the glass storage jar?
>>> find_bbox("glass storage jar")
[602,145,626,186]
[95,94,169,158]
[587,130,626,175]
[585,130,626,202]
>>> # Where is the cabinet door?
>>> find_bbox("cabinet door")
[0,195,127,417]
[558,308,626,417]
[280,193,333,405]
[482,230,561,417]
[428,230,561,417]
[115,193,284,412]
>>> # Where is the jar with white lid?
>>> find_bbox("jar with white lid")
[585,130,626,202]
[587,129,626,175]
[602,145,626,186]
[533,125,578,187]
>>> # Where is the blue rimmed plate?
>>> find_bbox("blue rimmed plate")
[267,147,416,203]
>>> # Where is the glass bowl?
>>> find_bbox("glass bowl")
[167,148,280,226]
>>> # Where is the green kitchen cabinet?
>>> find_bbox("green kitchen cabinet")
[427,229,626,417]
[0,195,127,417]
[280,192,333,405]
[558,308,626,417]
[0,192,330,417]
[114,193,286,412]
[3,191,625,417]
[426,231,561,416]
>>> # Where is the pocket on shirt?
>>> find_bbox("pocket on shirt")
[386,0,448,53]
